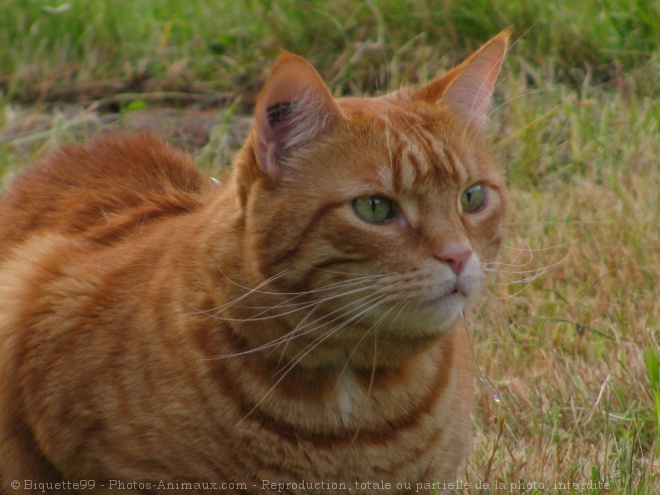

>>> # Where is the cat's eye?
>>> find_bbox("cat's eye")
[461,184,486,213]
[352,196,396,224]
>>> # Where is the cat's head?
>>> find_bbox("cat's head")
[229,31,509,362]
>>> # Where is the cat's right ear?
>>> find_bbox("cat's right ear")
[254,53,342,176]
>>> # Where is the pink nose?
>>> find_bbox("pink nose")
[436,246,473,276]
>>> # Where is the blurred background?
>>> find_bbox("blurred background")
[1,0,658,103]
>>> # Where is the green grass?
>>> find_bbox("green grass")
[1,0,658,103]
[646,347,660,454]
[1,1,659,493]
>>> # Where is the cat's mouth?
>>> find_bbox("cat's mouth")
[421,283,466,306]
[445,281,465,297]
[403,285,469,333]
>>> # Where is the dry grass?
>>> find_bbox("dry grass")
[462,60,659,493]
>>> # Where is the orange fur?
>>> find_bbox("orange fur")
[0,31,509,494]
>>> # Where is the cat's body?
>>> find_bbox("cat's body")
[0,32,508,494]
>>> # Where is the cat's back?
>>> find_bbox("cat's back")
[0,133,209,255]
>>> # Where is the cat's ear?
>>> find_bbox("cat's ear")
[254,53,342,175]
[417,29,510,132]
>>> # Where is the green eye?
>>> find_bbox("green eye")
[353,196,396,224]
[461,183,486,213]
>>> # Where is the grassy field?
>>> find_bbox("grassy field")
[1,1,658,493]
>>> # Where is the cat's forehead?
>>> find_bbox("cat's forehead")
[337,92,473,152]
[337,95,480,193]
[338,93,440,127]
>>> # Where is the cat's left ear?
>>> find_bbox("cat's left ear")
[254,53,342,176]
[417,29,510,132]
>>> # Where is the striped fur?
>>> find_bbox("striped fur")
[0,32,509,494]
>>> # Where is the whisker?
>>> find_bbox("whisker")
[336,299,407,457]
[251,274,392,310]
[332,295,404,396]
[499,239,575,253]
[275,289,402,376]
[194,270,390,319]
[209,280,400,360]
[186,267,293,316]
[200,280,387,324]
[207,293,381,361]
[489,274,545,299]
[485,266,555,276]
[235,291,398,426]
[276,300,324,369]
[461,311,500,404]
[215,265,383,298]
[485,249,571,289]
[486,260,535,268]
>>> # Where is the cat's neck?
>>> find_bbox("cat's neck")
[195,312,462,431]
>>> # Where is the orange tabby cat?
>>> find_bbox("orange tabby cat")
[0,31,508,494]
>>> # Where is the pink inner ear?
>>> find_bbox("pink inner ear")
[437,33,508,131]
[254,53,341,175]
[441,60,499,130]
[255,100,295,174]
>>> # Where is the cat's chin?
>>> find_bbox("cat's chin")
[412,291,469,333]
[366,289,470,339]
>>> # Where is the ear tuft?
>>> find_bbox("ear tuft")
[254,53,341,175]
[418,29,510,132]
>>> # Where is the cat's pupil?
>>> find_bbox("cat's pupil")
[461,183,486,213]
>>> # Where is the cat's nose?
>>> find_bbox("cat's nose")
[435,245,473,277]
